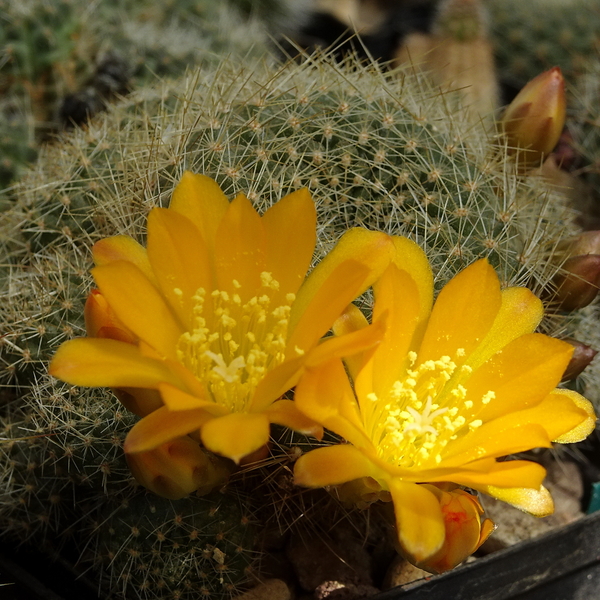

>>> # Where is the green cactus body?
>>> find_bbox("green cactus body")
[0,52,594,599]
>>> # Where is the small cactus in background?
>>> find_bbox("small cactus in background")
[396,0,499,120]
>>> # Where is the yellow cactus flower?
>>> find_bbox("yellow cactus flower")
[50,172,395,465]
[501,66,566,168]
[293,249,596,568]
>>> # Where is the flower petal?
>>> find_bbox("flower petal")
[417,259,502,364]
[265,399,323,439]
[49,338,183,388]
[169,171,229,252]
[286,260,372,356]
[551,389,597,443]
[332,303,370,380]
[92,235,156,284]
[251,302,384,413]
[147,208,213,328]
[125,406,213,453]
[262,188,316,297]
[214,193,267,297]
[468,333,574,421]
[84,288,137,342]
[388,480,446,563]
[451,459,547,490]
[443,423,552,466]
[371,263,427,395]
[507,388,595,443]
[200,412,270,463]
[444,388,589,463]
[250,355,307,412]
[158,382,227,415]
[294,444,382,487]
[484,485,554,517]
[289,228,394,334]
[390,235,434,325]
[307,316,387,368]
[92,261,182,360]
[467,286,543,370]
[294,358,372,450]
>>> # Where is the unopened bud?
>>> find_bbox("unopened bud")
[84,289,137,344]
[550,255,600,311]
[413,486,494,573]
[126,436,233,500]
[434,0,488,42]
[561,338,598,381]
[501,67,566,168]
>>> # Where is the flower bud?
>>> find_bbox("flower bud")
[126,436,233,500]
[561,338,598,381]
[501,67,566,168]
[414,486,494,573]
[550,255,600,311]
[84,289,137,344]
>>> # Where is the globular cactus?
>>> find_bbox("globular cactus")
[487,0,600,91]
[0,51,597,599]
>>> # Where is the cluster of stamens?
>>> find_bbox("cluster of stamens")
[365,350,493,469]
[176,272,296,412]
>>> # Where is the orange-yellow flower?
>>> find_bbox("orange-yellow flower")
[293,247,596,568]
[50,172,395,465]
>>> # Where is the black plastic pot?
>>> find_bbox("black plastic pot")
[374,510,600,600]
[2,512,600,600]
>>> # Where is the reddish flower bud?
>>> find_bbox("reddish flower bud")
[501,67,566,168]
[415,486,494,573]
[551,254,600,311]
[126,436,233,500]
[561,338,598,381]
